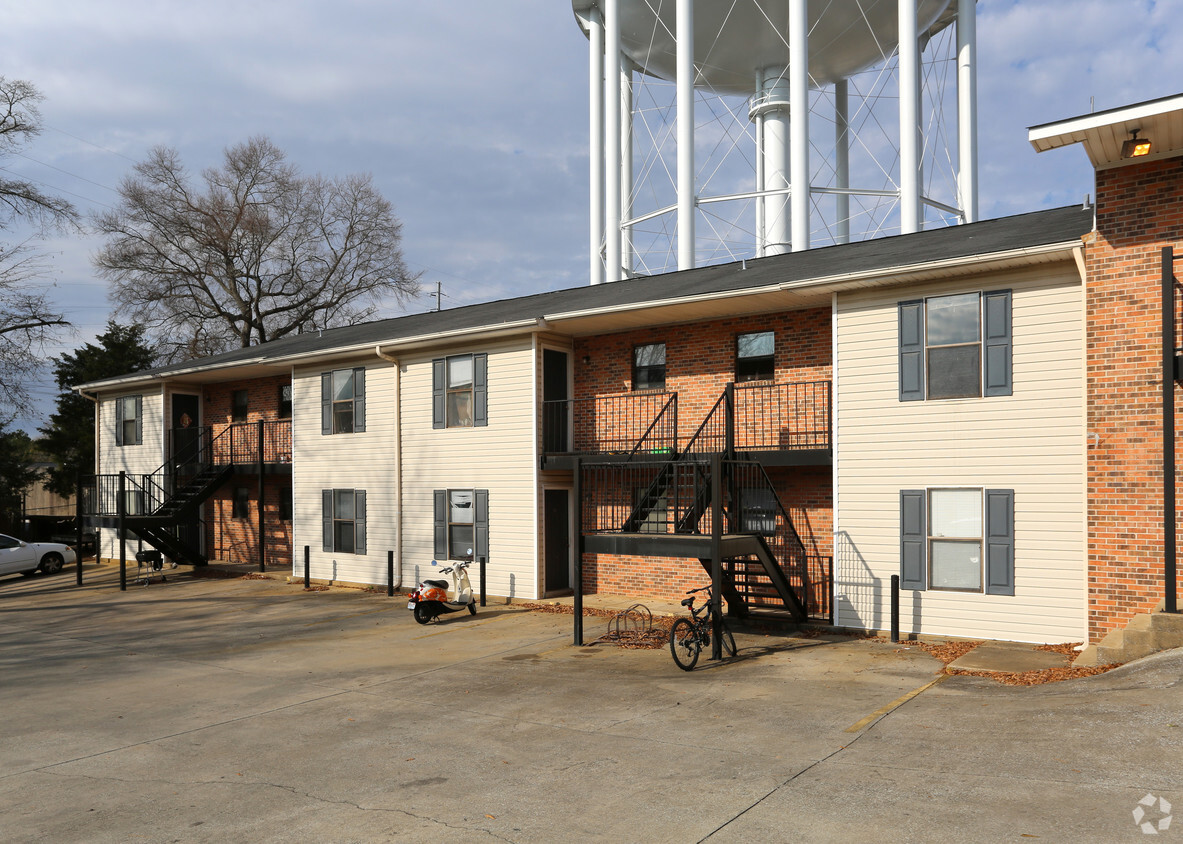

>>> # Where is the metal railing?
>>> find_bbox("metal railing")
[734,380,830,451]
[82,420,293,518]
[543,391,676,455]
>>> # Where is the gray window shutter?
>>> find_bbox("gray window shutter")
[321,373,332,435]
[432,359,445,429]
[354,490,367,555]
[473,353,488,427]
[898,301,925,402]
[474,488,489,560]
[352,367,366,433]
[900,489,927,590]
[115,398,124,446]
[133,396,142,445]
[984,489,1015,596]
[322,489,333,552]
[433,489,447,558]
[983,290,1013,397]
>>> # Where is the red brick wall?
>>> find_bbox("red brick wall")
[573,310,833,607]
[573,309,831,448]
[1085,157,1183,641]
[201,375,293,568]
[207,475,292,568]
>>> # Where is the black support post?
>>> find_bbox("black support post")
[75,471,83,586]
[710,453,723,661]
[1164,247,1178,614]
[257,419,265,572]
[303,544,310,589]
[573,457,583,646]
[387,550,394,597]
[479,555,487,607]
[117,471,126,592]
[890,574,900,643]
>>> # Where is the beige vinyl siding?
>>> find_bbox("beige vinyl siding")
[97,389,165,560]
[292,361,397,585]
[400,339,538,599]
[835,264,1086,643]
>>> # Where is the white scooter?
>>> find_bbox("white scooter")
[408,559,477,624]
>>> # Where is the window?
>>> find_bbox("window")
[433,488,489,561]
[278,486,292,521]
[232,389,249,423]
[900,488,1014,595]
[633,343,666,391]
[899,290,1011,401]
[115,395,142,446]
[322,489,366,554]
[232,487,250,519]
[279,384,292,419]
[736,331,775,383]
[320,368,366,434]
[432,354,488,428]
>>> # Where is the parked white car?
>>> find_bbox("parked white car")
[0,533,77,578]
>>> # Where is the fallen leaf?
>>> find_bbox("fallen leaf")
[485,814,496,819]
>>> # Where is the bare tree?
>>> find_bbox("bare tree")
[94,137,420,362]
[0,77,78,412]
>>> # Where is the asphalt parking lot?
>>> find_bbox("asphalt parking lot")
[1,565,1180,843]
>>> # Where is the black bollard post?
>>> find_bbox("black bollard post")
[387,550,394,597]
[479,555,486,607]
[303,545,310,589]
[890,574,900,643]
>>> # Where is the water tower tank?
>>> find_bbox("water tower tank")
[573,0,977,284]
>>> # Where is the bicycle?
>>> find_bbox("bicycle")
[669,584,737,671]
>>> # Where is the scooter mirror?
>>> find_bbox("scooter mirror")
[430,560,438,566]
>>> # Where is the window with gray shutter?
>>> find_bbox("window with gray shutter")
[984,489,1015,595]
[900,489,927,590]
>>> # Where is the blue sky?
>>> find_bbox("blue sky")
[3,0,1180,432]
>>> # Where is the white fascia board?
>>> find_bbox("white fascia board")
[1028,94,1183,152]
[541,240,1083,324]
[77,318,543,392]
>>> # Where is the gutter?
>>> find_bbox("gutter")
[374,345,402,591]
[542,239,1085,324]
[77,319,544,393]
[72,387,100,475]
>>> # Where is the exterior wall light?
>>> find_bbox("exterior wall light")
[1121,130,1152,159]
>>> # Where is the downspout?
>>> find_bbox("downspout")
[375,346,402,590]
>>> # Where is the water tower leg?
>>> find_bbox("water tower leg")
[676,0,695,270]
[754,68,766,259]
[789,0,810,252]
[620,56,634,276]
[957,0,979,223]
[761,73,791,256]
[585,6,605,286]
[605,0,622,281]
[898,0,921,234]
[835,79,850,245]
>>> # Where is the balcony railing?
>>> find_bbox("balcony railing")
[542,391,676,456]
[543,381,830,458]
[167,420,293,470]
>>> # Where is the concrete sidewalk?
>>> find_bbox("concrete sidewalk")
[1,564,1178,842]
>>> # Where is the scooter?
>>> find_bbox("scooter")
[408,559,477,624]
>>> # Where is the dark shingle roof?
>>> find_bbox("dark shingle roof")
[83,205,1092,386]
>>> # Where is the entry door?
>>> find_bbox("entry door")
[544,489,571,593]
[543,349,569,453]
[171,394,201,474]
[170,394,202,554]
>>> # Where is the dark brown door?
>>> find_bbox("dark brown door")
[543,349,569,453]
[544,489,570,593]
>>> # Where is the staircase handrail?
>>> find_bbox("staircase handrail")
[625,392,679,462]
[681,388,729,457]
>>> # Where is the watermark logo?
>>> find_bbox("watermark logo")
[1134,794,1173,835]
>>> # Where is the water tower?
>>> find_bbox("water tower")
[572,0,979,284]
